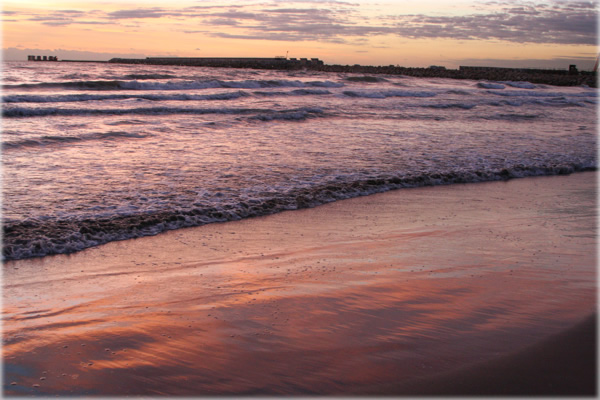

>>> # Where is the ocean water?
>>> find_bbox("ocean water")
[2,61,597,260]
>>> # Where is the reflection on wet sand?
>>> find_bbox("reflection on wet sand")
[3,173,596,396]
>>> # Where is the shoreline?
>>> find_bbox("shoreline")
[3,172,597,396]
[4,168,596,262]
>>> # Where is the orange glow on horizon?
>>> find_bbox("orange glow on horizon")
[2,0,597,69]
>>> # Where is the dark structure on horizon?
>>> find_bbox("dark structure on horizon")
[108,56,324,69]
[312,64,595,87]
[27,55,595,87]
[28,55,58,61]
[105,56,594,86]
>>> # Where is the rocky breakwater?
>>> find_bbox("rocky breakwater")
[313,64,596,87]
[108,57,324,70]
[106,56,596,87]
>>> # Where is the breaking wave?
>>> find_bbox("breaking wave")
[345,76,388,83]
[501,81,537,89]
[123,73,177,80]
[2,106,325,119]
[249,107,324,121]
[477,82,505,89]
[4,78,345,91]
[3,161,595,261]
[2,91,251,103]
[342,90,437,98]
[3,131,151,150]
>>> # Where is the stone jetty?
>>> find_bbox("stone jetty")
[29,54,595,87]
[108,57,324,70]
[106,56,596,87]
[313,64,596,87]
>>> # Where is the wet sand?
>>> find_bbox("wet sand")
[3,172,597,396]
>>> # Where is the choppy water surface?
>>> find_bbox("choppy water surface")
[2,61,597,259]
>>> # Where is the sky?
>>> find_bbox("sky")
[2,0,598,69]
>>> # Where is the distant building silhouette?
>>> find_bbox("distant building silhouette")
[28,55,58,61]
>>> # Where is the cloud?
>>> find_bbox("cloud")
[208,11,261,20]
[192,3,389,43]
[20,9,109,27]
[188,0,597,45]
[388,1,597,45]
[202,17,238,26]
[5,0,597,46]
[106,8,187,19]
[209,32,314,41]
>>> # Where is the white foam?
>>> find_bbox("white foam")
[501,81,537,89]
[477,82,505,89]
[342,90,437,98]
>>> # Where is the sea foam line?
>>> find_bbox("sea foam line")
[3,88,334,104]
[2,91,250,103]
[3,78,345,91]
[2,162,596,261]
[2,106,325,118]
[2,131,151,150]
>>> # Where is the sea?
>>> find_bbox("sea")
[2,61,597,260]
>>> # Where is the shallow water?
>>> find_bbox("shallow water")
[3,172,596,395]
[2,61,597,259]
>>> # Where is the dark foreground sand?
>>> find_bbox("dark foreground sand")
[3,172,597,396]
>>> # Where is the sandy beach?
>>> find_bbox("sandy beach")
[3,172,597,396]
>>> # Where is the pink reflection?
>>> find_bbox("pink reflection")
[3,172,596,395]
